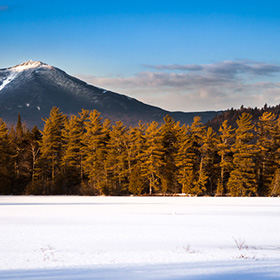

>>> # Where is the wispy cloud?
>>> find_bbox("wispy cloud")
[204,60,280,79]
[143,64,203,71]
[145,60,280,78]
[77,60,280,112]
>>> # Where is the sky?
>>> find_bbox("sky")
[1,0,280,112]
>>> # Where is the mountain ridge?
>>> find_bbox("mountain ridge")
[0,61,221,128]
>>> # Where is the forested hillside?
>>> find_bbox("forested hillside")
[207,104,280,131]
[0,107,280,196]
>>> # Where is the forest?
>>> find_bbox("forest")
[0,107,280,197]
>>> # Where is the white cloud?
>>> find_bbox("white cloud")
[76,60,280,112]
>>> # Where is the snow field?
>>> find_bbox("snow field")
[0,196,279,279]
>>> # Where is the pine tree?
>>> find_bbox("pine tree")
[175,117,206,195]
[175,124,193,194]
[142,121,164,195]
[81,110,104,195]
[256,112,278,195]
[160,115,181,194]
[217,120,235,195]
[9,112,32,194]
[199,127,218,194]
[183,117,205,195]
[97,118,112,195]
[0,119,13,194]
[270,116,280,196]
[62,114,86,194]
[105,121,128,195]
[128,164,145,195]
[9,125,15,140]
[228,113,257,196]
[35,107,65,194]
[16,112,23,141]
[27,126,41,182]
[23,126,43,195]
[127,122,146,195]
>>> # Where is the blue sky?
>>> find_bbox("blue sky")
[1,0,280,112]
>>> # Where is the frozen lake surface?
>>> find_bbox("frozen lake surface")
[0,196,280,279]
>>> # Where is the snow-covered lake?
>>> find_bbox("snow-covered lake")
[0,196,279,279]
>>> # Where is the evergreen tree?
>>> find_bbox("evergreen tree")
[199,127,218,194]
[81,110,104,195]
[175,124,193,194]
[127,122,146,195]
[24,126,42,195]
[96,118,112,195]
[175,117,206,195]
[10,112,32,194]
[62,114,87,194]
[270,116,280,196]
[183,117,205,195]
[129,164,145,195]
[106,121,128,195]
[0,119,13,194]
[256,112,278,195]
[142,121,164,195]
[35,107,65,194]
[228,113,257,196]
[160,115,181,194]
[9,125,15,140]
[27,126,41,182]
[217,120,235,195]
[94,119,112,195]
[16,112,23,141]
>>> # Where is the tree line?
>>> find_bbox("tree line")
[0,107,280,196]
[207,103,280,131]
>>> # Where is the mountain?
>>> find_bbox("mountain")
[0,61,221,128]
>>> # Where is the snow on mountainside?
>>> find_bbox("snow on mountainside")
[0,61,221,128]
[0,61,51,91]
[7,60,49,71]
[0,71,18,91]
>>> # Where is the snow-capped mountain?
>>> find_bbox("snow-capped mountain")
[0,61,220,128]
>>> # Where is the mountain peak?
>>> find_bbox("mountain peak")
[11,60,49,71]
[0,60,52,92]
